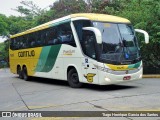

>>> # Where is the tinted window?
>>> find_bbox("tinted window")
[73,20,92,41]
[82,30,97,59]
[57,23,76,47]
[10,22,76,50]
[73,20,94,57]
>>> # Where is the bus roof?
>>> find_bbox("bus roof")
[71,13,130,23]
[11,13,131,38]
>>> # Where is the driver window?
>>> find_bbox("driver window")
[82,30,96,59]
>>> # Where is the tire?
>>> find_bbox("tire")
[17,66,23,79]
[22,67,29,81]
[67,68,82,88]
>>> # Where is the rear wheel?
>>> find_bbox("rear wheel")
[17,66,23,79]
[67,68,82,88]
[22,67,30,81]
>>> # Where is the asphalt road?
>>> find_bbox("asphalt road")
[0,68,160,120]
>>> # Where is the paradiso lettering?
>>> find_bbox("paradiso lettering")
[18,50,35,57]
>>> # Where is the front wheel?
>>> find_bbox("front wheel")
[67,69,82,88]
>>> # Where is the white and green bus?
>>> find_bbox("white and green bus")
[9,13,149,88]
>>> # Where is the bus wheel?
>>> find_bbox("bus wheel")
[68,68,82,88]
[17,66,23,79]
[22,67,29,81]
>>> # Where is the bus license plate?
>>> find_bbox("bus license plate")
[123,76,131,80]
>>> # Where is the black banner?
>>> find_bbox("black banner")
[0,111,160,118]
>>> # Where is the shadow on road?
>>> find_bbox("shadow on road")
[83,84,138,91]
[15,76,138,91]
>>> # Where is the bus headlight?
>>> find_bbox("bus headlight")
[106,68,113,73]
[96,66,113,73]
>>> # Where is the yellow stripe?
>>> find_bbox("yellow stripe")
[106,64,133,71]
[71,13,131,23]
[11,25,49,38]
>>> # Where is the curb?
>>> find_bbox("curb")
[143,75,160,78]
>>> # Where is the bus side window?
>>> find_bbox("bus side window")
[16,37,21,49]
[58,22,76,47]
[19,37,24,49]
[14,38,18,50]
[22,36,26,49]
[10,38,15,50]
[28,33,35,48]
[33,31,41,47]
[40,30,46,46]
[42,29,49,46]
[47,27,58,45]
[73,20,92,42]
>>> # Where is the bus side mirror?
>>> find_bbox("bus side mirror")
[135,29,149,44]
[83,27,102,44]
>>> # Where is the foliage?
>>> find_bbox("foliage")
[114,0,160,70]
[13,0,44,19]
[35,0,87,24]
[0,14,9,36]
[0,41,9,68]
[0,42,4,52]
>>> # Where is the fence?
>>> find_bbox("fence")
[143,66,160,74]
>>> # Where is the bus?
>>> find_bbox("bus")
[9,13,149,88]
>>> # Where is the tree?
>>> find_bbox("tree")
[50,0,87,18]
[114,0,160,72]
[0,14,9,36]
[13,0,44,19]
[8,16,35,35]
[0,41,9,68]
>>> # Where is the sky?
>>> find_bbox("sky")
[0,0,57,43]
[0,0,57,16]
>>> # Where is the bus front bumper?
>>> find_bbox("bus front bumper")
[100,68,143,85]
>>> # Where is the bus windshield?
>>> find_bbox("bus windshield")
[93,22,141,65]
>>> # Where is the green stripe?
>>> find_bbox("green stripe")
[49,19,71,27]
[128,61,141,69]
[36,45,62,72]
[36,46,51,72]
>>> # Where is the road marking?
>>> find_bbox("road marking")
[28,105,57,109]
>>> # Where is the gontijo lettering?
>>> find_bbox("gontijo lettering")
[18,50,35,57]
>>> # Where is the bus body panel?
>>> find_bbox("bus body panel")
[98,67,142,85]
[9,13,145,86]
[97,61,143,85]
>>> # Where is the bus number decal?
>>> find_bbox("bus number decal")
[85,58,88,63]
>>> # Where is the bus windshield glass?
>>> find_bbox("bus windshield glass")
[93,22,141,65]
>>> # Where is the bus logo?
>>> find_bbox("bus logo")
[84,73,96,83]
[18,50,35,57]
